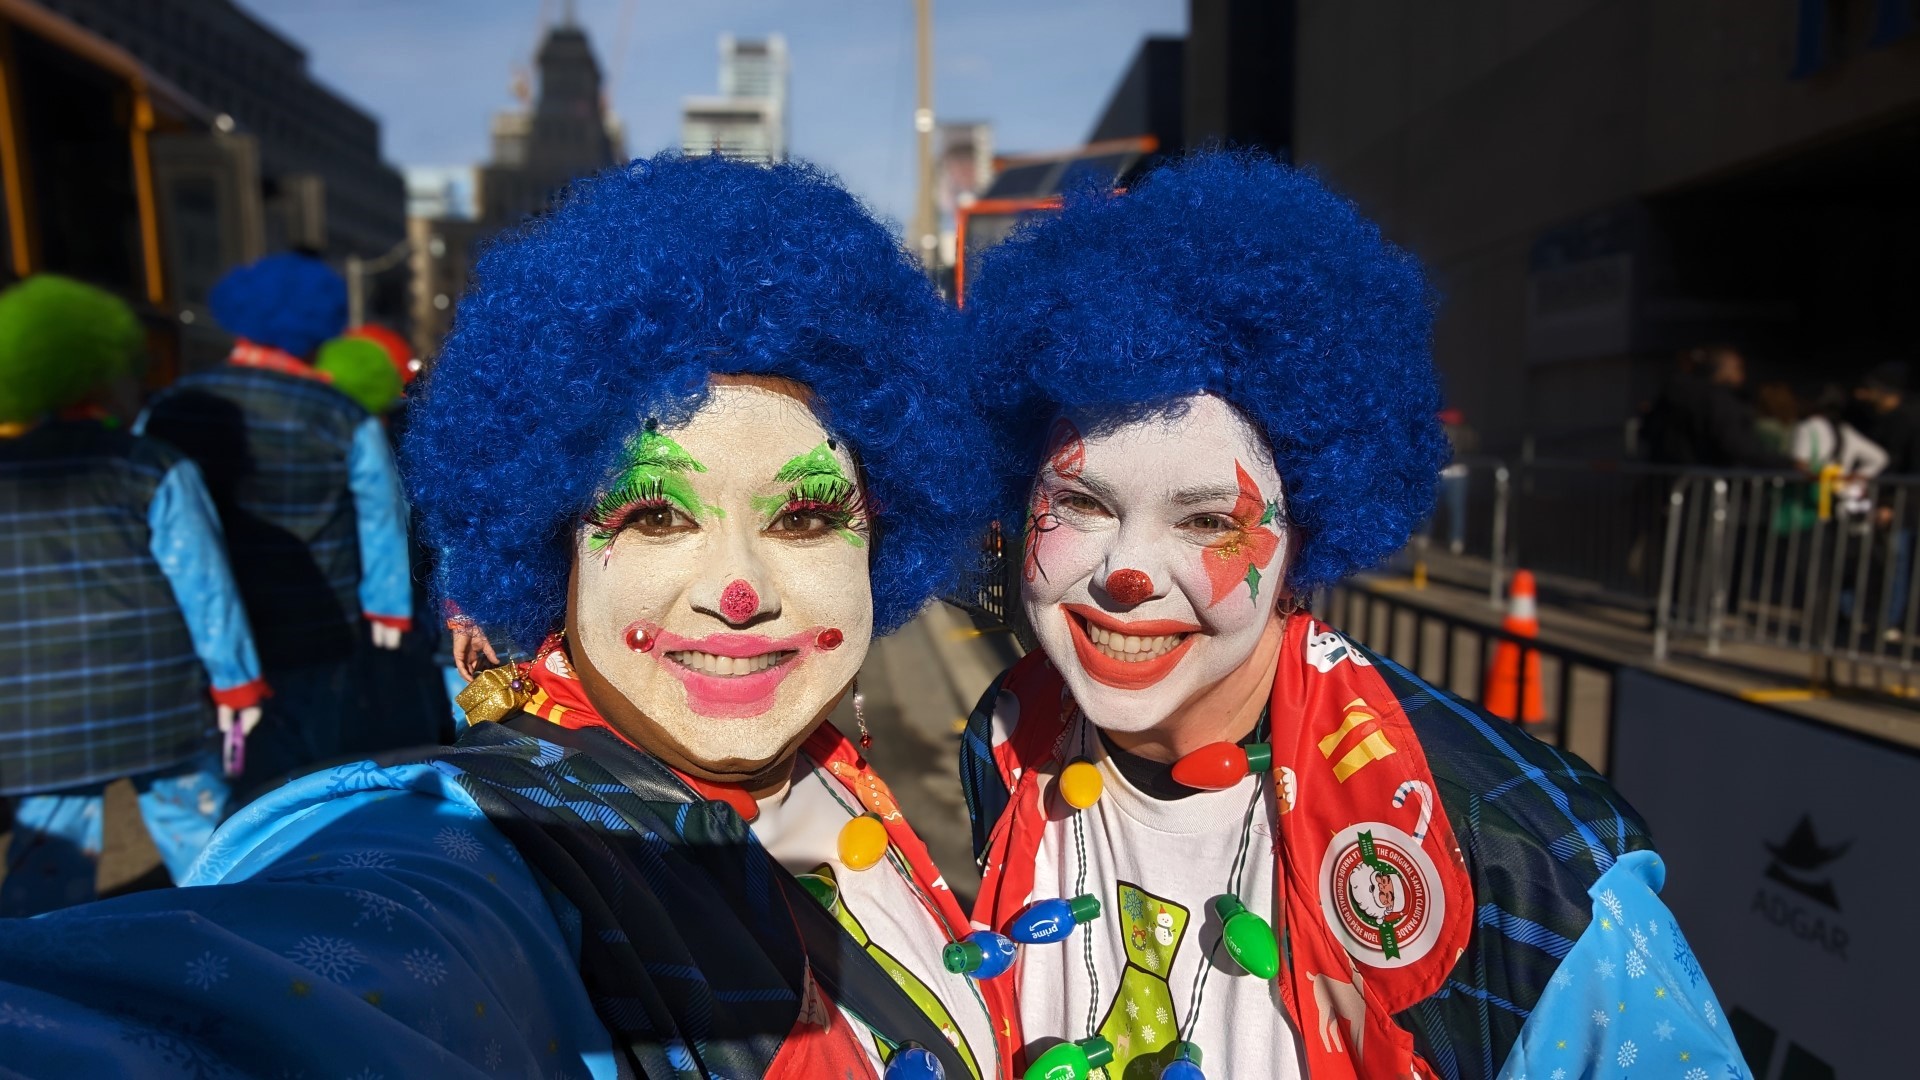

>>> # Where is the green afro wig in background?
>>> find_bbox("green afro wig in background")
[0,275,143,423]
[315,336,403,415]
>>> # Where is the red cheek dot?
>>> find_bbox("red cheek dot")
[720,579,760,624]
[1106,568,1155,606]
[816,628,844,651]
[625,627,654,653]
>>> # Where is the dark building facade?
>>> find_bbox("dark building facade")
[412,17,618,361]
[477,21,616,229]
[1293,1,1920,455]
[1088,36,1186,150]
[1183,0,1291,154]
[36,0,406,293]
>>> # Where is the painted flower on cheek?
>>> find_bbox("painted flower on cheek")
[1204,461,1283,606]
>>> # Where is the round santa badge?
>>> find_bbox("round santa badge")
[1318,821,1444,968]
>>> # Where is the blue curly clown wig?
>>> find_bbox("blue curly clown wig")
[208,252,347,359]
[965,150,1449,592]
[404,153,993,647]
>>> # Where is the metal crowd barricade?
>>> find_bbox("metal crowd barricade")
[1652,467,1920,683]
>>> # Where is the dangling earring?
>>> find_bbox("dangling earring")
[1277,593,1304,617]
[854,678,871,753]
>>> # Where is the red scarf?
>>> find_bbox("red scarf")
[516,643,1022,1077]
[229,340,331,382]
[971,614,1474,1078]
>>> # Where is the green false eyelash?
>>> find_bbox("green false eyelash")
[584,430,720,551]
[755,442,870,547]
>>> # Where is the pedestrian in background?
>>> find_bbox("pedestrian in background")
[0,276,266,915]
[1846,362,1920,634]
[1644,344,1797,469]
[137,254,412,791]
[1754,380,1800,459]
[1438,407,1477,554]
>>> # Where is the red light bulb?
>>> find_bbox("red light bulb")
[1170,741,1273,790]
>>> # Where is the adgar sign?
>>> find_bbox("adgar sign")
[1611,669,1914,1079]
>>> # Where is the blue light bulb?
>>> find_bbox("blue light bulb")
[1006,894,1102,945]
[942,930,1017,979]
[1158,1041,1204,1079]
[885,1042,945,1080]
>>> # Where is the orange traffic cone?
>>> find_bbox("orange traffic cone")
[1486,569,1544,723]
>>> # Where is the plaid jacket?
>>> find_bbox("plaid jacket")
[0,422,209,794]
[383,716,976,1078]
[142,367,366,666]
[962,638,1655,1080]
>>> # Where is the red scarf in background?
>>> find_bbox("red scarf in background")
[229,340,331,382]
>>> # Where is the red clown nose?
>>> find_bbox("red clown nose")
[1105,568,1155,606]
[719,579,760,624]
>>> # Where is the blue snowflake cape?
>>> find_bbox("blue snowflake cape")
[0,716,968,1079]
[959,634,1750,1080]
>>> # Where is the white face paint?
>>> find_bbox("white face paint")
[573,384,874,770]
[1021,393,1288,734]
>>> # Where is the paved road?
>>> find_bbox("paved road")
[0,604,1023,911]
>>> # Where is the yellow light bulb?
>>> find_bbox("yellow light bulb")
[838,813,890,871]
[1059,758,1103,810]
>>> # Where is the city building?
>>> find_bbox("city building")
[1293,2,1920,456]
[476,18,620,228]
[35,0,408,333]
[410,13,620,362]
[681,34,788,163]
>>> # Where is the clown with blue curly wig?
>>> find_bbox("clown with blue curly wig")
[959,151,1745,1080]
[0,156,1013,1080]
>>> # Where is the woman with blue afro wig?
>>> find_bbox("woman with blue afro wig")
[958,151,1743,1080]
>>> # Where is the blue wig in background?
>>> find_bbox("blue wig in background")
[403,152,995,648]
[964,150,1450,593]
[208,252,347,359]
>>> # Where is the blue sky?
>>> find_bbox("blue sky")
[240,0,1185,229]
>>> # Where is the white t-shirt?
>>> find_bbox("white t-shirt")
[1017,715,1307,1078]
[751,753,1000,1080]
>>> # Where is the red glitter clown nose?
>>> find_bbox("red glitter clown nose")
[1105,568,1155,606]
[719,579,760,624]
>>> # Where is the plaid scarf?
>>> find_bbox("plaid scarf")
[432,644,1019,1076]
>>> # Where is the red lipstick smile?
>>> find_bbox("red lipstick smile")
[627,623,829,719]
[1062,604,1200,690]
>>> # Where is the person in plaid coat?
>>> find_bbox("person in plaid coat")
[958,151,1750,1079]
[138,254,412,789]
[0,275,267,916]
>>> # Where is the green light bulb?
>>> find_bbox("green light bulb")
[1022,1036,1115,1080]
[1214,895,1280,979]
